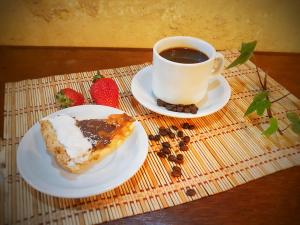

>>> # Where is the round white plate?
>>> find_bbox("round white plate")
[17,105,148,198]
[131,65,231,118]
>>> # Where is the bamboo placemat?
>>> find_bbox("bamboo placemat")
[1,50,300,225]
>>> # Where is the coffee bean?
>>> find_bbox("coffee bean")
[173,166,181,172]
[159,126,165,131]
[175,159,183,164]
[157,99,198,114]
[171,170,182,177]
[157,151,166,158]
[183,136,190,143]
[176,154,183,163]
[162,142,171,148]
[177,130,184,137]
[171,125,178,130]
[166,104,174,111]
[177,154,184,161]
[168,155,177,162]
[170,106,178,112]
[188,124,195,130]
[186,188,196,196]
[190,105,198,114]
[168,132,175,139]
[154,134,161,141]
[148,134,155,140]
[177,106,184,112]
[179,140,185,147]
[157,99,167,107]
[182,123,190,129]
[180,145,188,151]
[161,147,171,155]
[184,108,191,113]
[171,166,182,177]
[159,127,168,136]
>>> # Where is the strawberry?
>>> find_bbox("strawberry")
[55,88,84,108]
[90,73,119,108]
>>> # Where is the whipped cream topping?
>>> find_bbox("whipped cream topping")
[47,114,92,160]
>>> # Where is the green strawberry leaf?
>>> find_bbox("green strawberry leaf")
[262,117,278,137]
[244,91,271,116]
[93,71,104,83]
[286,112,300,134]
[55,92,73,108]
[227,41,257,69]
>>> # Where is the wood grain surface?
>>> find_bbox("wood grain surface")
[0,46,299,225]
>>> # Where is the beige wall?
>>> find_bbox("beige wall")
[0,0,299,52]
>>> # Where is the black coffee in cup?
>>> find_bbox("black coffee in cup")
[159,47,209,64]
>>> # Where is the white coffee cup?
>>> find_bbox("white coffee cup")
[152,36,224,105]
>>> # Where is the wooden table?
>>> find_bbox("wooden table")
[0,47,300,225]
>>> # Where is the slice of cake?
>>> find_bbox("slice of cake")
[40,113,135,173]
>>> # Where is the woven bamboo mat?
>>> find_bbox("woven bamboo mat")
[1,50,300,225]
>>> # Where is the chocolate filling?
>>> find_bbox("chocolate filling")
[76,119,116,148]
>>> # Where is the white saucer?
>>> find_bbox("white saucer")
[17,105,148,198]
[131,65,231,118]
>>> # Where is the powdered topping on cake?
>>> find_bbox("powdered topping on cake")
[47,115,92,159]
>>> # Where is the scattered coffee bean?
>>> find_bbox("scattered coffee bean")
[176,154,184,163]
[154,134,161,141]
[162,142,171,148]
[188,124,195,130]
[180,145,188,151]
[182,123,190,129]
[177,130,184,137]
[168,132,175,139]
[157,151,166,158]
[161,147,171,155]
[177,154,184,161]
[159,126,165,131]
[186,188,196,196]
[176,159,183,164]
[183,136,190,143]
[173,166,181,172]
[171,125,178,130]
[171,170,182,177]
[168,155,177,162]
[159,127,168,136]
[148,134,155,140]
[179,140,185,147]
[171,166,182,177]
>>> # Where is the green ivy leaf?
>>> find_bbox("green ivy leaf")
[286,112,300,134]
[262,117,278,137]
[244,91,271,116]
[227,41,257,69]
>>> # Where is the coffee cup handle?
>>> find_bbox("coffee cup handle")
[211,52,225,76]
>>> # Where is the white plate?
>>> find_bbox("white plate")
[131,65,231,118]
[17,105,148,198]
